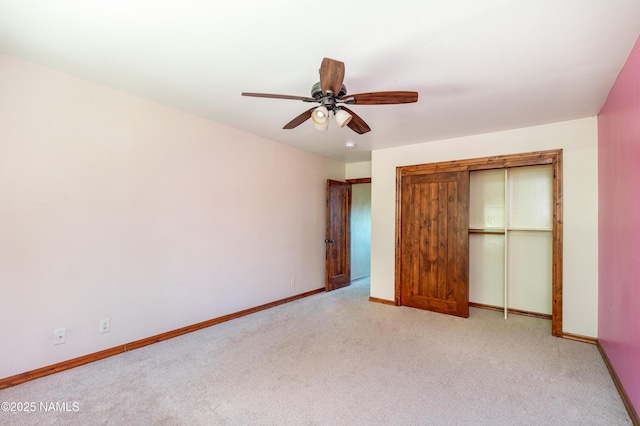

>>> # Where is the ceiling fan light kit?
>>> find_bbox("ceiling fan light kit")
[334,108,353,128]
[311,106,329,125]
[242,58,418,135]
[313,120,329,131]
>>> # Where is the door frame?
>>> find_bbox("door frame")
[395,149,563,336]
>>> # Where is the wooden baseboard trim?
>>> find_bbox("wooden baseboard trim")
[469,304,600,344]
[369,297,397,306]
[0,287,325,390]
[562,333,598,345]
[469,302,552,320]
[597,341,640,426]
[372,300,597,346]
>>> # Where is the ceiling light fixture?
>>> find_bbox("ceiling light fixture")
[334,108,352,128]
[314,121,329,131]
[311,106,329,125]
[243,58,418,135]
[345,141,356,148]
[310,105,351,131]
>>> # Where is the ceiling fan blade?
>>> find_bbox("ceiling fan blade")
[344,91,419,105]
[283,107,315,129]
[242,92,316,102]
[319,58,345,96]
[341,107,371,134]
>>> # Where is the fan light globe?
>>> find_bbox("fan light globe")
[314,121,329,131]
[311,106,329,125]
[334,109,352,128]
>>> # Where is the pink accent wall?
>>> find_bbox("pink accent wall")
[598,35,640,414]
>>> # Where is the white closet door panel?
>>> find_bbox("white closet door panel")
[469,234,504,306]
[508,165,552,229]
[470,169,505,229]
[507,231,552,314]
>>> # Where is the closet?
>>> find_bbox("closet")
[469,165,553,318]
[395,149,563,336]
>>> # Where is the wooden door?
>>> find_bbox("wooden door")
[398,171,470,317]
[325,180,351,291]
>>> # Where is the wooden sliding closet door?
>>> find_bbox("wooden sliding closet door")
[398,171,470,317]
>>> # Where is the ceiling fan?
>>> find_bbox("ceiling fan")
[242,58,418,134]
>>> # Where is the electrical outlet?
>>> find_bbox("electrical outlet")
[290,278,295,287]
[53,328,66,345]
[99,318,110,334]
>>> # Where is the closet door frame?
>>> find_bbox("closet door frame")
[395,149,563,336]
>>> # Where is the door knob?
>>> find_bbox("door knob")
[325,239,335,243]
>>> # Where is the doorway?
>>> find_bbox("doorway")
[325,178,372,292]
[350,182,371,281]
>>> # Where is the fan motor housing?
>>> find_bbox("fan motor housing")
[311,82,347,99]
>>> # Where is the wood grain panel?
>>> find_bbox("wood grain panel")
[326,180,352,291]
[399,171,469,317]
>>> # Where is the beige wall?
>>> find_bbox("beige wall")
[345,161,371,180]
[371,118,599,337]
[0,53,345,378]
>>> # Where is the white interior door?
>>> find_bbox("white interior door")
[469,165,553,316]
[469,169,505,307]
[507,165,553,315]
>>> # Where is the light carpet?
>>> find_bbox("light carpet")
[0,279,631,425]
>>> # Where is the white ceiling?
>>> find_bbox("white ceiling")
[1,1,639,163]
